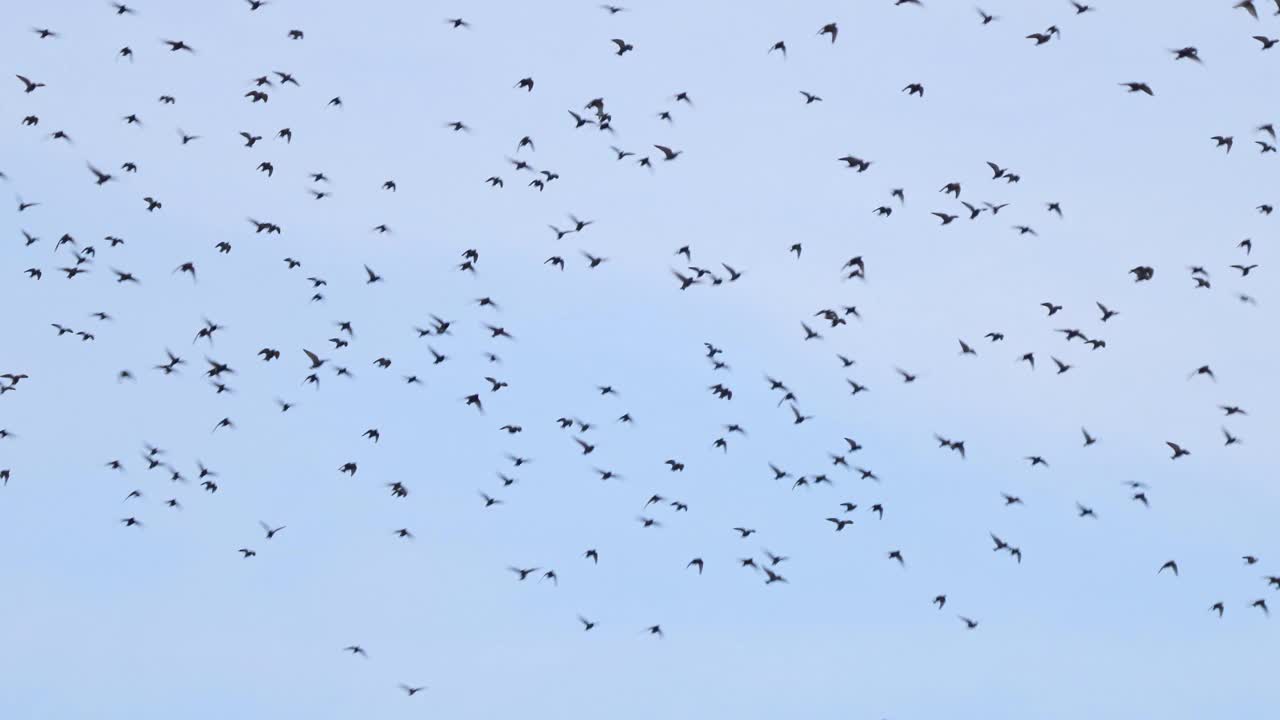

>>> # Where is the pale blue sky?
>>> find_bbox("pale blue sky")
[0,1,1275,718]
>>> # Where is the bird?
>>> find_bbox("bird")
[1120,82,1154,96]
[87,164,114,185]
[1189,365,1216,382]
[508,567,540,581]
[16,75,46,93]
[838,155,872,172]
[654,145,682,161]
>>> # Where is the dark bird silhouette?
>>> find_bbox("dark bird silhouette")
[655,145,682,161]
[1120,82,1154,96]
[87,163,114,185]
[16,75,46,93]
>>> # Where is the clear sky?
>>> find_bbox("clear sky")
[0,1,1275,718]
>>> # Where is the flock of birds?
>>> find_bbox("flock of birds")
[2,0,1276,710]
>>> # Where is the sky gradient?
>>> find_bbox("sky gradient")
[1,1,1276,718]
